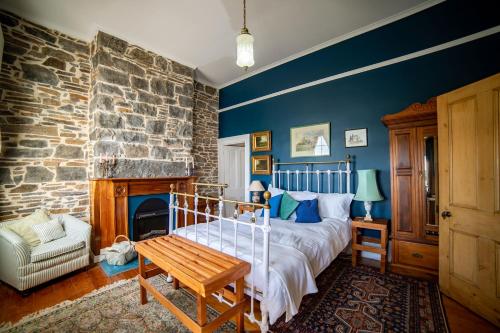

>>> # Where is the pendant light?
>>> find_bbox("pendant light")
[236,0,254,69]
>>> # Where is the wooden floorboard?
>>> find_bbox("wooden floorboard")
[0,262,498,332]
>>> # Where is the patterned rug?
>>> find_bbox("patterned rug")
[0,275,235,333]
[271,256,449,333]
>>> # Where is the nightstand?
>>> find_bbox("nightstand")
[351,217,388,273]
[238,204,255,214]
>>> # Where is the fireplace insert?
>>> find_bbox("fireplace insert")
[132,197,169,241]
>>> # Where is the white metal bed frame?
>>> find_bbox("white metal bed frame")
[168,156,352,332]
[272,155,352,193]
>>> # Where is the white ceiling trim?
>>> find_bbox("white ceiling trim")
[218,25,500,112]
[217,0,445,89]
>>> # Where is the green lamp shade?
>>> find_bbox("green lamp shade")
[354,169,384,202]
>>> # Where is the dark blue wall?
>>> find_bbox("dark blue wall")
[218,0,500,221]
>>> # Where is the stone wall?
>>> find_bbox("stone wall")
[0,11,90,221]
[89,32,195,178]
[192,82,219,189]
[0,11,219,222]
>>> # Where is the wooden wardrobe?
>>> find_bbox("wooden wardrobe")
[382,98,439,278]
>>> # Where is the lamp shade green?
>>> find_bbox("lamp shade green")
[354,169,383,202]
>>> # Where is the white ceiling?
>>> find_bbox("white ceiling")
[0,0,432,88]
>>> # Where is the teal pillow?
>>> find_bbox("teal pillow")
[279,192,299,220]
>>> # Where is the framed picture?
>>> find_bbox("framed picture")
[252,155,272,175]
[290,122,330,158]
[252,130,271,152]
[345,128,368,147]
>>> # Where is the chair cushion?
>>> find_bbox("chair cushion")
[31,236,85,263]
[32,217,66,244]
[6,209,51,247]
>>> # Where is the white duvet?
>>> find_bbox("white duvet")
[175,214,351,324]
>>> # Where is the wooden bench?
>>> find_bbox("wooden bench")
[135,234,250,333]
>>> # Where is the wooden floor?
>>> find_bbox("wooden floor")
[0,263,498,333]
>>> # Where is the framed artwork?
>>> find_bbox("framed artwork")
[345,128,368,147]
[252,130,271,152]
[252,155,272,175]
[290,122,330,158]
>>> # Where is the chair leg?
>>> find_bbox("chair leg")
[20,289,32,297]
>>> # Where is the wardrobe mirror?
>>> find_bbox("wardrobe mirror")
[424,135,438,227]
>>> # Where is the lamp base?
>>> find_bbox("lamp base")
[251,191,260,203]
[363,201,373,221]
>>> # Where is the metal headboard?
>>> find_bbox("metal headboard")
[272,155,352,194]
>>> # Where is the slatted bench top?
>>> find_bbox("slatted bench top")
[135,234,251,297]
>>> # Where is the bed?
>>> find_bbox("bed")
[168,156,353,332]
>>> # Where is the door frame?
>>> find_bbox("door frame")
[217,134,251,202]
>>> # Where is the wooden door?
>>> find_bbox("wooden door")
[219,145,245,215]
[438,73,500,326]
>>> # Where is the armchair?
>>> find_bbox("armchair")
[0,214,91,292]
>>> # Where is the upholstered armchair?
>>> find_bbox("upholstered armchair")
[0,214,91,292]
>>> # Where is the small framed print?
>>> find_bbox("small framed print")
[252,155,272,175]
[252,130,272,152]
[345,128,368,148]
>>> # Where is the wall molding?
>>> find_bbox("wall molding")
[219,25,500,113]
[218,0,445,89]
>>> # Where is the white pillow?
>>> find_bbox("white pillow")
[267,185,318,200]
[268,185,284,197]
[31,217,66,244]
[316,193,354,221]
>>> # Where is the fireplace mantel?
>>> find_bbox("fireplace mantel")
[90,176,197,252]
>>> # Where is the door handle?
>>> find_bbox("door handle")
[441,210,452,219]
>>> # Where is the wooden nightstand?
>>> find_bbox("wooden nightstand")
[351,217,388,273]
[238,204,255,214]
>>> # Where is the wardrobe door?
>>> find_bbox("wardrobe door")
[390,128,418,241]
[417,126,439,243]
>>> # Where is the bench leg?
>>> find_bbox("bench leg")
[138,254,147,305]
[235,278,244,333]
[173,277,179,290]
[197,294,207,326]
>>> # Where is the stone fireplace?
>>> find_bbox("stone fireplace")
[90,176,195,251]
[89,31,195,179]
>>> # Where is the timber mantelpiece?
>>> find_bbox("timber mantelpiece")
[90,176,197,252]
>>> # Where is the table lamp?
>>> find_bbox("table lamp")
[354,169,383,221]
[248,180,265,203]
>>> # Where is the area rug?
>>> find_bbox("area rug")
[99,257,151,277]
[271,256,449,333]
[0,274,235,333]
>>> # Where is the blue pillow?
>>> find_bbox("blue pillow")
[295,199,322,223]
[260,194,283,218]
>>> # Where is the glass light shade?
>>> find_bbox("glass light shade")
[248,180,264,192]
[354,169,384,202]
[236,32,254,68]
